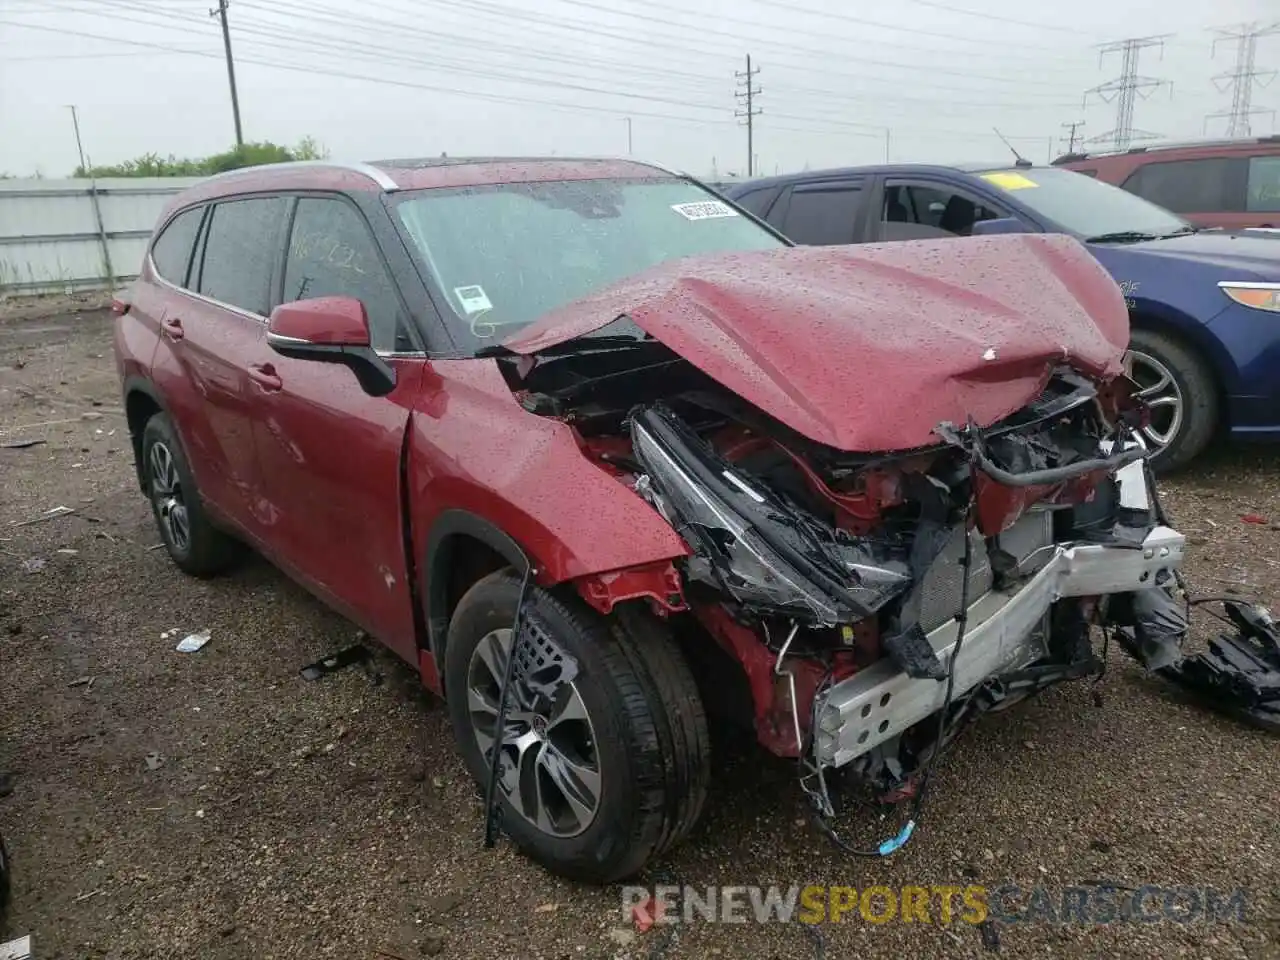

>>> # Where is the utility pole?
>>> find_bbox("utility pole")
[1083,36,1171,150]
[1205,22,1280,137]
[210,0,244,146]
[1060,120,1085,155]
[734,55,762,177]
[67,105,87,174]
[624,117,633,156]
[884,128,891,163]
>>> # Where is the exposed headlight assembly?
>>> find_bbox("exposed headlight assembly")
[630,404,912,625]
[1219,281,1280,313]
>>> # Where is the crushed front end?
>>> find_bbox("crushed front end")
[622,367,1186,812]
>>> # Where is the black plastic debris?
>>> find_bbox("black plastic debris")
[0,439,44,450]
[299,645,373,682]
[1160,600,1280,733]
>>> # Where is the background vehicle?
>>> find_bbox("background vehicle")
[115,157,1183,884]
[725,162,1280,471]
[1052,136,1280,231]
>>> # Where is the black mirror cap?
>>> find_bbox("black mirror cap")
[267,337,397,398]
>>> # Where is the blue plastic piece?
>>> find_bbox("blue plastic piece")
[878,820,916,856]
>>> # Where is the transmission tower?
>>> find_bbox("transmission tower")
[1084,36,1172,150]
[734,55,762,177]
[1205,22,1280,137]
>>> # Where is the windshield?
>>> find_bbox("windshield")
[393,177,783,352]
[974,166,1193,241]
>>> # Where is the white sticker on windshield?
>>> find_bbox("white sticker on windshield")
[671,200,739,221]
[453,285,493,316]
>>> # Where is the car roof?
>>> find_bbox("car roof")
[163,156,683,211]
[723,161,1031,192]
[1052,134,1280,165]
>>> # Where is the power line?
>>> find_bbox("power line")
[735,55,762,177]
[1205,21,1280,137]
[9,2,1065,144]
[1084,36,1172,151]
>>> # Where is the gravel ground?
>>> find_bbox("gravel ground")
[0,306,1276,960]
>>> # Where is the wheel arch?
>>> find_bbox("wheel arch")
[1126,300,1232,428]
[122,376,170,493]
[422,509,532,694]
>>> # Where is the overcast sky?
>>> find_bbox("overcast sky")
[1,0,1276,178]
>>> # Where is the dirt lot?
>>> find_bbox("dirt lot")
[0,306,1276,960]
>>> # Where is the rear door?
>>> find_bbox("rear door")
[1119,156,1248,229]
[248,193,425,661]
[761,179,868,245]
[147,196,287,535]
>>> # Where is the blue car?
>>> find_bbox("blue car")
[723,163,1280,470]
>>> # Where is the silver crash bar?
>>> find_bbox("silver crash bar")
[814,522,1185,768]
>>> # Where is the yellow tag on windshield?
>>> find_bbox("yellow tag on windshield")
[980,171,1039,190]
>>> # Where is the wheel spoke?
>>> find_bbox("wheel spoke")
[1146,395,1179,409]
[546,684,590,732]
[538,742,600,830]
[472,630,512,686]
[1135,369,1172,398]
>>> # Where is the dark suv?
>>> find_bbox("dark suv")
[115,156,1185,882]
[1053,136,1280,231]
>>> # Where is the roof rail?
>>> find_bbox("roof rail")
[198,160,400,191]
[1053,134,1280,164]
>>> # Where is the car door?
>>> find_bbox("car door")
[147,196,287,536]
[762,179,868,245]
[248,193,426,660]
[869,178,1012,243]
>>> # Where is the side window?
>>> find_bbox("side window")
[1120,159,1238,214]
[733,186,781,219]
[881,182,1003,240]
[1246,156,1280,214]
[283,197,409,353]
[771,184,863,245]
[197,197,288,315]
[150,206,204,287]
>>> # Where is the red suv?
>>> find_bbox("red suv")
[115,157,1187,882]
[1053,136,1280,230]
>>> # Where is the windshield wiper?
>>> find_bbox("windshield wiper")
[1085,230,1160,244]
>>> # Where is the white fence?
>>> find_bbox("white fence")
[0,177,203,297]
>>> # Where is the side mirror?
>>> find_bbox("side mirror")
[971,217,1031,236]
[266,296,397,397]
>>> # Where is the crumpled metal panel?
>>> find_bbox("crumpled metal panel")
[506,234,1128,452]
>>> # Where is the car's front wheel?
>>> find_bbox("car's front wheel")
[444,570,710,883]
[1125,327,1219,473]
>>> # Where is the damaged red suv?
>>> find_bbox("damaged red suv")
[115,157,1187,882]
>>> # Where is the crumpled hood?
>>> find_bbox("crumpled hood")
[505,234,1129,451]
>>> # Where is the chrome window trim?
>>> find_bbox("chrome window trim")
[148,263,428,358]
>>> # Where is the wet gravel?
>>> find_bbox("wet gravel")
[0,307,1276,959]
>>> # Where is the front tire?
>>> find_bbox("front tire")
[444,570,710,883]
[1126,327,1218,473]
[141,413,243,577]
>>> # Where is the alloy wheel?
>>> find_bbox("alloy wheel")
[1123,348,1184,451]
[465,624,601,838]
[148,441,190,553]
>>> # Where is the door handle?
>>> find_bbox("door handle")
[161,316,184,340]
[247,363,283,392]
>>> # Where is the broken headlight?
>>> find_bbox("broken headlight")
[630,405,912,625]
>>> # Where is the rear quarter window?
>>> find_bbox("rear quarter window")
[150,206,204,287]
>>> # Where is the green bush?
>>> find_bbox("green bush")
[74,138,329,178]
